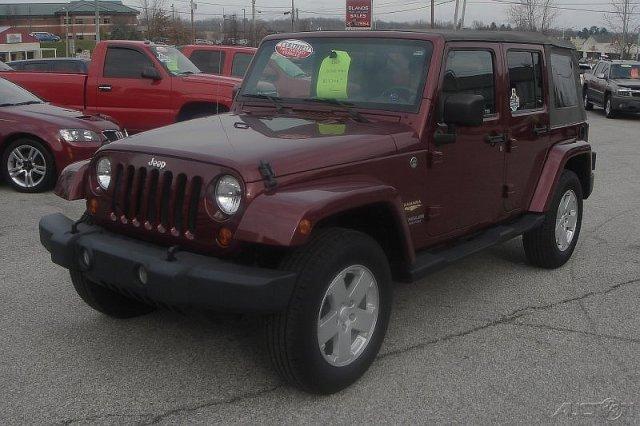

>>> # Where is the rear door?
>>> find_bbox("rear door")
[502,45,550,213]
[93,46,173,133]
[425,43,507,237]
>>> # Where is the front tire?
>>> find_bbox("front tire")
[264,228,392,394]
[583,89,593,110]
[70,271,155,318]
[1,138,55,193]
[523,170,583,268]
[604,95,616,118]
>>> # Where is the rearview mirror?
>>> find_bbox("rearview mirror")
[596,73,606,79]
[141,66,161,80]
[443,94,485,127]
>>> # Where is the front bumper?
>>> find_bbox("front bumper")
[39,213,297,313]
[611,95,640,112]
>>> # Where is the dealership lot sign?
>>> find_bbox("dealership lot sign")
[346,0,372,30]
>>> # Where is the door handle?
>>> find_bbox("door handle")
[98,84,112,92]
[533,125,549,136]
[484,134,505,147]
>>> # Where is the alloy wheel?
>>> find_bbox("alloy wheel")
[6,145,47,189]
[555,189,578,251]
[317,265,379,367]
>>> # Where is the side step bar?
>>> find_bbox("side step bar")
[404,214,544,283]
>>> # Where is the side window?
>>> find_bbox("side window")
[602,63,610,78]
[551,53,579,108]
[23,62,48,72]
[231,53,254,77]
[442,50,496,115]
[189,50,225,74]
[592,62,603,75]
[52,61,84,73]
[507,50,544,111]
[104,47,154,78]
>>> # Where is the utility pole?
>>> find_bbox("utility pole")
[291,0,295,32]
[622,0,629,59]
[190,0,196,43]
[458,0,467,29]
[252,0,256,47]
[94,0,100,42]
[65,7,69,57]
[430,0,434,28]
[453,0,459,30]
[242,8,246,41]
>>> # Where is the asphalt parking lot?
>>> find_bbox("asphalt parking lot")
[1,109,639,424]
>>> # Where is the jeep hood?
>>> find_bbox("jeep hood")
[102,113,412,182]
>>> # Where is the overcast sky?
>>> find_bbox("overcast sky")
[1,0,622,30]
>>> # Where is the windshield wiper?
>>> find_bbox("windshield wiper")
[177,71,197,76]
[13,101,42,106]
[242,94,285,113]
[0,103,15,107]
[303,98,369,123]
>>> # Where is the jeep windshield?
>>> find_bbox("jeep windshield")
[240,37,433,113]
[610,63,640,80]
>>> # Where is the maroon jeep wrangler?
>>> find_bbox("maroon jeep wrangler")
[40,31,594,394]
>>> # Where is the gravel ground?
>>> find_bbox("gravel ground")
[1,110,639,424]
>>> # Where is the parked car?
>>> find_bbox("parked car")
[40,30,594,393]
[0,41,240,134]
[578,62,592,85]
[180,45,256,78]
[29,32,61,42]
[583,59,640,118]
[8,58,90,74]
[0,77,124,192]
[0,61,12,71]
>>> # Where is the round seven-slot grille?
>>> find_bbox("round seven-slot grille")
[109,162,203,239]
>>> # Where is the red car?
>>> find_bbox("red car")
[180,45,256,78]
[0,41,239,134]
[0,77,124,193]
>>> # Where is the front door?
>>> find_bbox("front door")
[92,46,173,133]
[425,44,507,238]
[502,45,550,212]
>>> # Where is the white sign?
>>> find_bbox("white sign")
[6,33,22,44]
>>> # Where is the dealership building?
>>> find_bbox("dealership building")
[0,26,56,62]
[0,1,138,41]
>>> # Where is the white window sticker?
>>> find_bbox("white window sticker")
[275,39,314,60]
[510,88,520,112]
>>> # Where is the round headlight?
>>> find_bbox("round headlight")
[96,157,111,190]
[215,175,242,215]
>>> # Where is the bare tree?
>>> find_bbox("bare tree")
[606,0,639,59]
[138,0,171,41]
[508,0,559,33]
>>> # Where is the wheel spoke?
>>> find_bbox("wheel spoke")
[348,269,372,305]
[336,327,352,364]
[317,310,339,345]
[24,172,34,187]
[329,275,348,306]
[32,165,46,175]
[12,149,26,161]
[28,147,38,161]
[351,308,375,333]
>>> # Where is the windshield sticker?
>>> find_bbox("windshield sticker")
[316,50,352,100]
[275,40,314,60]
[632,68,639,79]
[318,123,346,136]
[510,88,520,112]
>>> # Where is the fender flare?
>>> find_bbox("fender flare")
[529,139,592,213]
[235,176,415,263]
[54,160,90,201]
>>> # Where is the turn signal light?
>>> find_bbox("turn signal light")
[87,198,99,215]
[217,227,233,247]
[297,219,313,236]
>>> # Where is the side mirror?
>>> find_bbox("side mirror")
[232,83,241,100]
[596,73,606,79]
[141,66,161,80]
[443,93,485,127]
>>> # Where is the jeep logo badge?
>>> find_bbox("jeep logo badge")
[148,157,166,169]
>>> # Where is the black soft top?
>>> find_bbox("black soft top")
[266,30,575,50]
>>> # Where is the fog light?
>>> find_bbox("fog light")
[87,198,99,215]
[297,219,313,235]
[79,249,91,269]
[217,227,233,247]
[137,265,148,285]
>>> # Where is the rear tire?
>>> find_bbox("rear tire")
[70,271,155,319]
[264,228,392,394]
[523,170,583,269]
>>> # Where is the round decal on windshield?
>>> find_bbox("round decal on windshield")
[275,39,314,60]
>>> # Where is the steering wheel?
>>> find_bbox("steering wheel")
[379,87,413,103]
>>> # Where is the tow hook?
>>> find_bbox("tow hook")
[258,160,278,192]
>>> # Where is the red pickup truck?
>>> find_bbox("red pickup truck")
[0,41,239,134]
